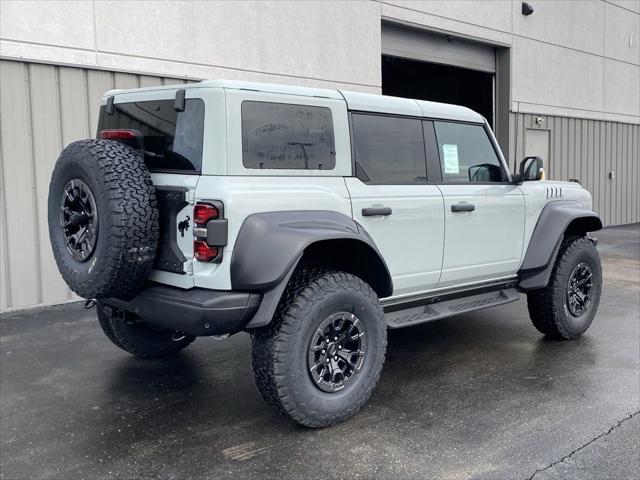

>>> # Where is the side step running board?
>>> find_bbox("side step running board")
[385,288,520,329]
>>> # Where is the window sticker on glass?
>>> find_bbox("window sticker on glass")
[442,144,459,174]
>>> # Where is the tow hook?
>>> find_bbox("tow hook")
[84,299,97,309]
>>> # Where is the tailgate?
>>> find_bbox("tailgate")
[148,174,198,287]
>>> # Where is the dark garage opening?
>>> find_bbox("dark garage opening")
[382,55,494,126]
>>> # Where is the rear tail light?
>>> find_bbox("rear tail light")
[194,241,219,262]
[192,202,227,263]
[98,129,137,140]
[98,129,143,149]
[193,203,219,225]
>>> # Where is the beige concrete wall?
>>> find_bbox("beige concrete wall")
[1,1,638,122]
[0,0,381,92]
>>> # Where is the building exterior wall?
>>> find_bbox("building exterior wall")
[509,112,639,227]
[0,0,638,311]
[1,1,638,123]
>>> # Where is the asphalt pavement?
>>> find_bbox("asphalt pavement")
[1,224,638,479]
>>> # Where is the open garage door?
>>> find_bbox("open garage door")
[382,23,497,126]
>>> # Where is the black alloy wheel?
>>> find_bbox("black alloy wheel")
[307,311,367,392]
[59,179,99,262]
[566,262,593,316]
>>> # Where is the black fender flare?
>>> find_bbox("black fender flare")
[230,210,392,328]
[518,200,602,291]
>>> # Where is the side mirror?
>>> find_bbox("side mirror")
[519,156,544,181]
[469,163,503,182]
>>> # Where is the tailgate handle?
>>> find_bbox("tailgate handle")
[362,207,392,217]
[451,203,475,213]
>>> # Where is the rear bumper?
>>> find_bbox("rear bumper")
[104,283,261,336]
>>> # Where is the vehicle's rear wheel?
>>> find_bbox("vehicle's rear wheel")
[97,301,194,358]
[48,139,159,300]
[251,269,386,428]
[527,236,602,339]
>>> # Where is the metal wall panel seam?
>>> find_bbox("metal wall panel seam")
[25,63,44,304]
[0,118,10,311]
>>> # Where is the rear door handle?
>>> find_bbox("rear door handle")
[362,207,392,217]
[451,203,475,213]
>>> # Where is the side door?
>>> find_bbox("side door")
[430,120,525,288]
[345,113,445,298]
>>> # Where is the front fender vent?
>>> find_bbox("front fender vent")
[546,187,564,199]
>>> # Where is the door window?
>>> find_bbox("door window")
[433,122,506,183]
[352,114,427,184]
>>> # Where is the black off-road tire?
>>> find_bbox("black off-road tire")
[251,269,387,428]
[97,301,194,358]
[48,139,159,299]
[527,236,602,339]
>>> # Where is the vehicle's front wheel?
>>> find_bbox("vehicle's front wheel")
[251,269,386,428]
[97,301,195,358]
[527,236,602,339]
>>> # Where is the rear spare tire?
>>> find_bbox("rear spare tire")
[48,139,159,299]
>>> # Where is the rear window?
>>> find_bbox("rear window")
[241,101,336,170]
[98,98,205,173]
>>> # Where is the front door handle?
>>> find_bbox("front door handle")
[362,207,392,217]
[451,203,475,213]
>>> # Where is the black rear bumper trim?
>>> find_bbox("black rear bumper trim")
[104,283,261,336]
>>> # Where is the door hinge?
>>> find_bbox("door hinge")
[183,259,194,275]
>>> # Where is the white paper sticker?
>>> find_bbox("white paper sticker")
[442,144,459,174]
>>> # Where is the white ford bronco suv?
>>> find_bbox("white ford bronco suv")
[48,80,603,427]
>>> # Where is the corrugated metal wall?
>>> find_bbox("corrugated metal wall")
[0,59,195,312]
[509,113,640,227]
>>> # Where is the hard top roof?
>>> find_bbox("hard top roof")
[105,79,485,123]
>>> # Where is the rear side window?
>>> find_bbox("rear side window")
[241,101,336,170]
[433,122,506,183]
[98,99,205,173]
[352,114,426,184]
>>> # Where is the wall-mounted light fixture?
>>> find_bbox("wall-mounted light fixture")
[522,2,534,16]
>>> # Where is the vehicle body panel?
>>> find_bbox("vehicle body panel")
[345,179,445,296]
[192,176,352,290]
[147,173,198,288]
[436,183,525,287]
